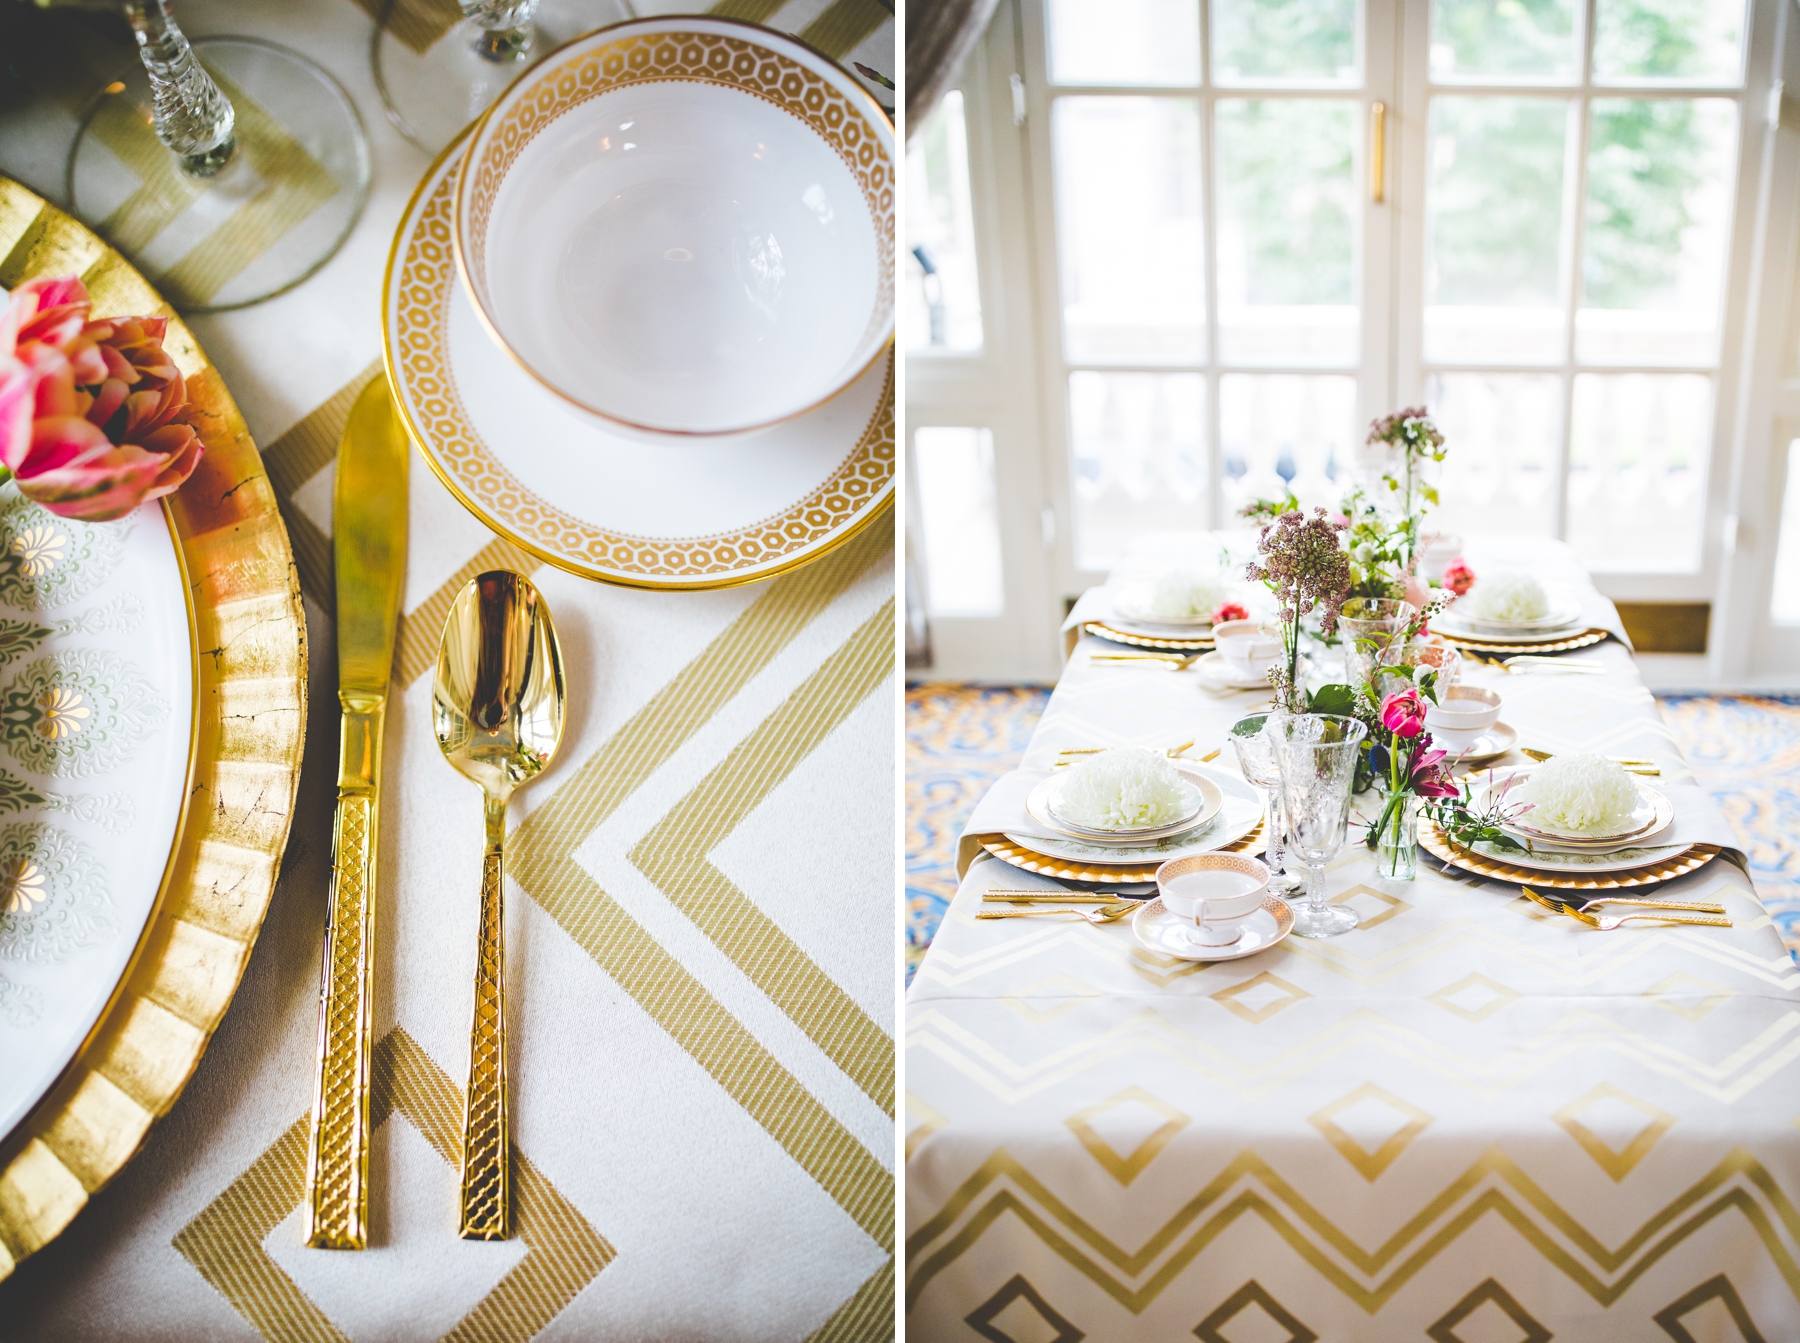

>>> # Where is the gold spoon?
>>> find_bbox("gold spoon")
[976,901,1138,924]
[433,571,566,1240]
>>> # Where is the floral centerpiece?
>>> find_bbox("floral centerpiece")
[0,276,203,521]
[1364,407,1445,580]
[1360,684,1459,879]
[1244,508,1352,713]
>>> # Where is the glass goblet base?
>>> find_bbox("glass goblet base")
[66,37,371,313]
[1291,899,1358,939]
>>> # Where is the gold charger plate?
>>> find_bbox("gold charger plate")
[1084,621,1215,652]
[0,178,307,1281]
[979,818,1266,883]
[1418,823,1719,890]
[1437,628,1610,655]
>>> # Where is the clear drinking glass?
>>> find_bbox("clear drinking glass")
[1337,598,1415,692]
[1228,711,1303,897]
[1270,714,1368,938]
[373,0,560,154]
[1375,642,1461,702]
[66,1,371,312]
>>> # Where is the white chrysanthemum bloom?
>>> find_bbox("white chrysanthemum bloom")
[1516,754,1640,833]
[1057,747,1188,830]
[1146,569,1230,619]
[1466,570,1550,621]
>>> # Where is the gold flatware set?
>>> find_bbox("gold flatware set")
[1520,748,1660,776]
[1465,651,1606,674]
[304,382,566,1248]
[977,900,1138,924]
[1521,886,1730,930]
[1052,742,1220,766]
[1091,651,1208,669]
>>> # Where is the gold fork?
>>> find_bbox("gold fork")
[1521,886,1731,930]
[1525,888,1725,916]
[977,901,1137,924]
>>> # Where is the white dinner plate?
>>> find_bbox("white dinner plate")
[1027,768,1222,843]
[384,132,894,591]
[0,491,196,1139]
[1459,836,1694,874]
[1434,611,1588,644]
[1132,895,1295,962]
[1486,771,1672,845]
[1006,766,1264,862]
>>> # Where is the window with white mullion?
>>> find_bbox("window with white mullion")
[1418,0,1747,570]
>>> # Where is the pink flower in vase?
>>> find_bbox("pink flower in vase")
[1381,688,1428,739]
[1211,600,1249,625]
[1443,559,1476,597]
[1409,743,1459,798]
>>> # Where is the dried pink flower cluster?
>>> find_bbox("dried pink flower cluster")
[1244,508,1352,636]
[1366,406,1444,454]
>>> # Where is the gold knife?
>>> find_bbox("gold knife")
[302,377,409,1250]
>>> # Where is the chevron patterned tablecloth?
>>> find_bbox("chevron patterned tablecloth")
[0,1,895,1338]
[907,541,1800,1341]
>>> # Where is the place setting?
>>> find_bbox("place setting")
[1431,569,1611,655]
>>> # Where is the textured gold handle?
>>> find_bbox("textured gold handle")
[459,794,510,1239]
[1621,912,1732,928]
[303,704,385,1250]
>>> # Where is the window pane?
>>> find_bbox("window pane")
[1567,373,1711,570]
[1593,0,1745,84]
[1212,0,1358,85]
[1054,98,1206,363]
[1430,0,1579,82]
[1576,98,1736,366]
[914,428,1006,617]
[1773,440,1800,623]
[1069,372,1207,569]
[906,92,983,354]
[1048,0,1201,86]
[1425,96,1570,363]
[1216,99,1358,365]
[1219,373,1356,516]
[1422,373,1560,539]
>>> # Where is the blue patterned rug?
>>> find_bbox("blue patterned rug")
[906,686,1800,977]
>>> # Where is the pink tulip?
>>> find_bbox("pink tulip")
[1211,600,1249,625]
[1,277,202,521]
[1381,688,1428,739]
[1443,559,1476,596]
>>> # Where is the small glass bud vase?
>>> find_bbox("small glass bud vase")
[1376,793,1419,881]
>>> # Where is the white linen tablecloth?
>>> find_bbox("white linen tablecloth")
[0,2,896,1338]
[908,538,1800,1341]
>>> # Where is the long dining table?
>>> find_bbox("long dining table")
[905,535,1800,1341]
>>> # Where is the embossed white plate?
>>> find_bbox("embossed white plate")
[386,128,894,591]
[0,489,195,1139]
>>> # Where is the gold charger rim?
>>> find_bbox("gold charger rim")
[1418,822,1719,889]
[383,121,895,594]
[1084,621,1215,651]
[980,818,1267,883]
[0,176,308,1280]
[1436,628,1610,655]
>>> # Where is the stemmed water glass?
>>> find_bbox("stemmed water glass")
[1228,711,1302,897]
[64,0,371,312]
[1269,714,1368,939]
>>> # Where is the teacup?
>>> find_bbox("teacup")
[1212,620,1281,672]
[454,17,894,439]
[1424,685,1502,751]
[1156,854,1270,947]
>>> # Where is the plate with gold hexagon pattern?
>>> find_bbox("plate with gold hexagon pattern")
[0,482,197,1141]
[383,119,894,591]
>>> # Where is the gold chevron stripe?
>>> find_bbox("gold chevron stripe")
[707,0,790,22]
[349,0,461,54]
[800,0,893,60]
[174,1029,613,1341]
[904,1147,1800,1315]
[506,517,894,1254]
[804,1258,895,1343]
[630,598,896,1114]
[393,535,538,688]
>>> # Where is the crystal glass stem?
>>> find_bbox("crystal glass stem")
[125,0,236,176]
[463,0,541,63]
[1264,790,1301,894]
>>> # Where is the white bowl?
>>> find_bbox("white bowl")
[455,17,894,438]
[1156,854,1270,947]
[1214,619,1282,663]
[1426,685,1502,751]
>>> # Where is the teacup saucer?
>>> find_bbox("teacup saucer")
[1194,650,1295,690]
[1443,721,1518,765]
[383,133,894,591]
[1132,894,1295,962]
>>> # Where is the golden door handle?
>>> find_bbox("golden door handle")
[1370,101,1387,204]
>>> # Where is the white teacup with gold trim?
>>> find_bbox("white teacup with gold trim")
[1156,854,1271,948]
[454,16,895,440]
